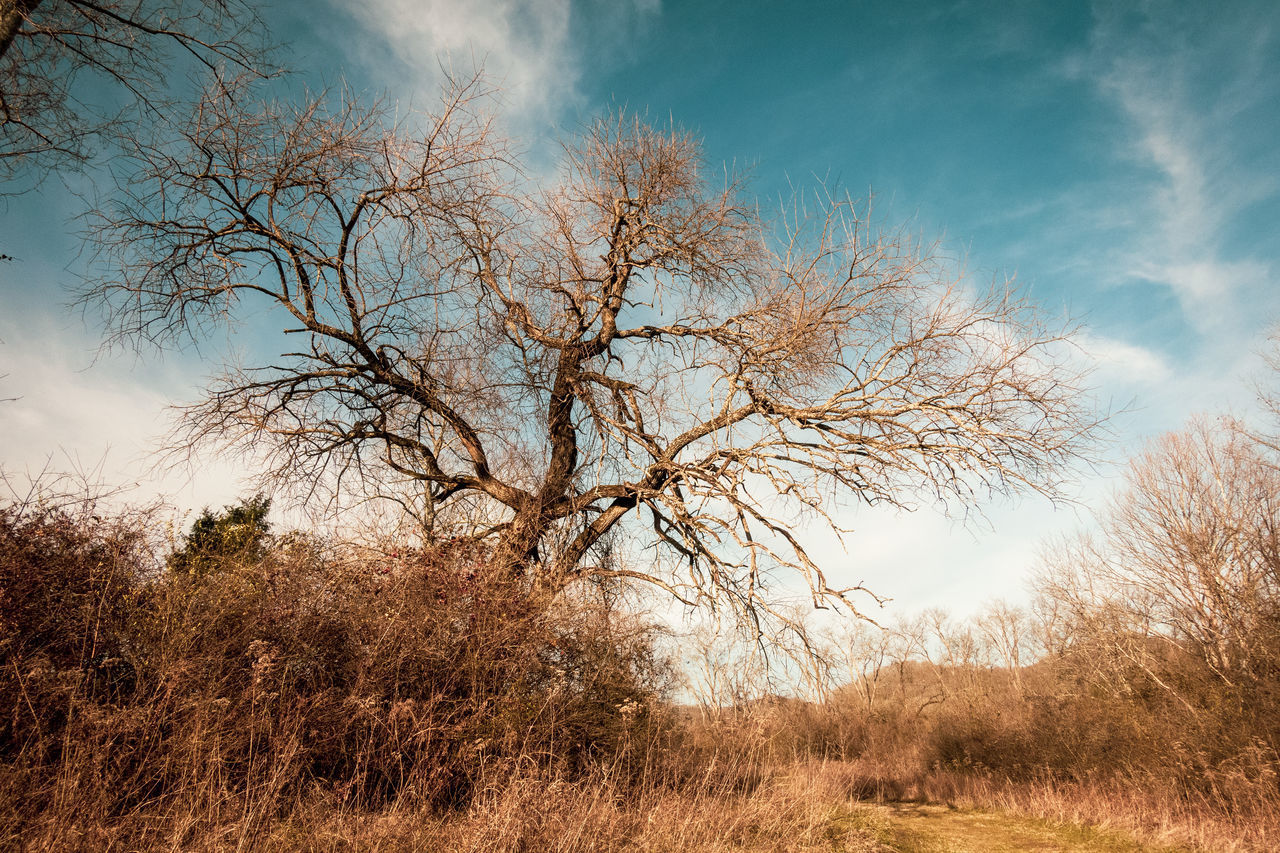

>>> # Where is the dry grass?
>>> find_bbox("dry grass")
[922,771,1277,853]
[9,759,1222,852]
[8,760,886,852]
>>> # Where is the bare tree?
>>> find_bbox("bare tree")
[0,0,265,187]
[829,622,893,711]
[1036,417,1280,699]
[1112,420,1280,684]
[85,77,1099,623]
[974,598,1033,697]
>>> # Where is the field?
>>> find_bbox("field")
[25,762,1206,852]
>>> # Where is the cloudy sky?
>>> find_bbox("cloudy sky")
[2,0,1278,618]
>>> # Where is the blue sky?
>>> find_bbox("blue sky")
[2,0,1279,618]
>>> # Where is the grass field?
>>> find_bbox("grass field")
[151,763,1203,853]
[4,498,1275,851]
[828,802,1191,853]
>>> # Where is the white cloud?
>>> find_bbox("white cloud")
[1077,331,1171,386]
[0,326,249,513]
[1083,2,1278,332]
[789,497,1094,623]
[334,0,659,132]
[370,0,572,120]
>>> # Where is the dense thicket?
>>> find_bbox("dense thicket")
[0,496,668,847]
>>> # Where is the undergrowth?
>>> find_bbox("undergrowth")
[2,494,1278,851]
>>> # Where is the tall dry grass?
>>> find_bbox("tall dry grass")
[257,760,886,853]
[0,496,671,850]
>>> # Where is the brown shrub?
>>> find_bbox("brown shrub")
[0,500,672,847]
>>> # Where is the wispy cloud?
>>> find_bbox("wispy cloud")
[333,0,660,131]
[1083,2,1277,332]
[1077,331,1171,386]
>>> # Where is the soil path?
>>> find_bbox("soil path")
[828,802,1189,853]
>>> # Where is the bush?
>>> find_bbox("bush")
[0,498,671,844]
[0,500,151,760]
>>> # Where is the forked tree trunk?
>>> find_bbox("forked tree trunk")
[485,345,587,584]
[489,505,546,580]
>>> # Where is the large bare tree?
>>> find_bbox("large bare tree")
[86,77,1098,618]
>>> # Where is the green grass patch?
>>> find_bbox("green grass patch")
[821,803,1193,853]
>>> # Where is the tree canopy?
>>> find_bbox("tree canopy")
[0,0,266,189]
[168,493,270,577]
[86,76,1099,621]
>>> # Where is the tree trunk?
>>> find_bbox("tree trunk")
[489,500,548,580]
[0,0,41,62]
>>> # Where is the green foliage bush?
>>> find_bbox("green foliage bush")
[167,494,271,578]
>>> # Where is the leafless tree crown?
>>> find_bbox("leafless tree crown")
[85,76,1099,619]
[1037,417,1280,693]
